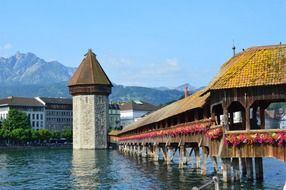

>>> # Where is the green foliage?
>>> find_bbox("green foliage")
[0,109,73,145]
[37,129,51,141]
[267,102,286,110]
[2,109,30,130]
[62,129,72,141]
[10,128,31,142]
[0,128,10,139]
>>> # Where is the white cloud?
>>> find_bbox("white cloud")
[102,55,184,87]
[140,58,180,75]
[0,43,13,57]
[3,43,12,50]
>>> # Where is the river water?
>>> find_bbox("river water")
[0,148,285,190]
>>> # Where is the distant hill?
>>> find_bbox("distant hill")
[0,52,201,105]
[110,84,184,105]
[0,52,75,84]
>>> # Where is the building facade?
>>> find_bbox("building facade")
[36,97,73,131]
[120,100,158,128]
[0,96,45,130]
[109,104,121,130]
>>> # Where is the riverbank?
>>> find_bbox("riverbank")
[0,144,72,150]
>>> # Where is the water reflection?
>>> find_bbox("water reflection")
[0,149,285,189]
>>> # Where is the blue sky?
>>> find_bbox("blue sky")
[0,1,285,88]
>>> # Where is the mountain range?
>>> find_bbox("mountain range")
[0,52,201,105]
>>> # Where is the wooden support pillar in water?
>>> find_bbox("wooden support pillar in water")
[141,144,147,158]
[125,144,129,153]
[221,158,231,182]
[201,147,209,175]
[166,146,174,165]
[146,145,153,158]
[179,145,187,168]
[137,145,141,157]
[153,144,159,161]
[246,158,254,180]
[241,158,247,176]
[211,156,219,173]
[255,157,263,180]
[232,158,240,181]
[194,146,200,168]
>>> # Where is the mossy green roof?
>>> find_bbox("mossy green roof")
[210,45,286,90]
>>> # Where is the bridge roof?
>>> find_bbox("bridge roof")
[117,89,209,135]
[209,44,286,90]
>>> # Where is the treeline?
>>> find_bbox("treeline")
[0,109,72,146]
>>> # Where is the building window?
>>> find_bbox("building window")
[32,114,35,120]
[40,114,43,120]
[36,114,39,120]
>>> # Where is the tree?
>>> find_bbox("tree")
[2,109,30,130]
[38,129,51,142]
[10,128,30,144]
[62,129,72,141]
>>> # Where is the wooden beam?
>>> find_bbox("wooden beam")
[255,157,264,181]
[221,158,232,182]
[194,146,200,168]
[246,158,254,180]
[232,158,240,181]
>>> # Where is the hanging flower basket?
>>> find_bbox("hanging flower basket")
[224,132,286,146]
[118,121,211,142]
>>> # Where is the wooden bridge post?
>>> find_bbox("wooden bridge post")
[210,156,219,173]
[246,158,254,180]
[130,144,135,155]
[221,158,231,182]
[179,144,187,168]
[141,144,147,158]
[137,144,142,157]
[166,146,174,165]
[232,158,240,181]
[194,146,200,168]
[201,147,209,175]
[255,157,263,180]
[153,143,159,161]
[147,144,153,158]
[125,144,129,153]
[240,158,247,176]
[259,107,265,129]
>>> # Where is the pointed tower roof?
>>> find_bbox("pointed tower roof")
[69,49,112,96]
[69,49,112,87]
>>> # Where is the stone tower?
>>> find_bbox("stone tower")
[69,49,112,149]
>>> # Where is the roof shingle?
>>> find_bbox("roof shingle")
[69,49,112,87]
[209,45,286,90]
[118,89,209,134]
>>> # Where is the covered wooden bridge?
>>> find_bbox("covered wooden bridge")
[109,44,286,182]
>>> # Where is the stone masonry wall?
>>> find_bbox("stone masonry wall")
[73,95,109,149]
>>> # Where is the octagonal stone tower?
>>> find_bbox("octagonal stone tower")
[69,49,112,149]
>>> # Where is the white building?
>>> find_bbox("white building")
[120,100,158,128]
[0,96,45,130]
[0,96,121,131]
[109,104,121,130]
